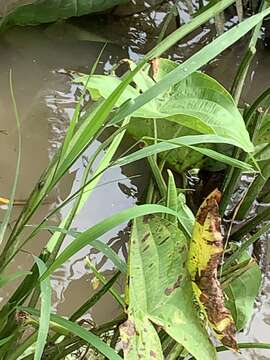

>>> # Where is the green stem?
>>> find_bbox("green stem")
[221,108,264,216]
[147,156,167,198]
[216,342,270,352]
[157,3,177,44]
[7,332,37,360]
[236,161,270,219]
[190,342,270,358]
[224,222,270,269]
[232,205,270,241]
[220,0,268,214]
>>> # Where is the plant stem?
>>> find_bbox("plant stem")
[216,342,270,352]
[224,222,270,269]
[148,156,167,198]
[221,0,268,214]
[236,161,270,219]
[7,332,37,360]
[232,205,270,240]
[231,0,267,103]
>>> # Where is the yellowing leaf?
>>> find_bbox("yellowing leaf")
[188,189,238,351]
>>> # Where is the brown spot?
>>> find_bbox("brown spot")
[165,276,182,296]
[143,214,154,224]
[197,189,221,225]
[150,350,157,358]
[159,236,170,246]
[143,244,150,252]
[142,232,150,243]
[150,58,160,80]
[120,320,136,337]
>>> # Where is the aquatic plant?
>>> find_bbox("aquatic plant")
[0,1,270,359]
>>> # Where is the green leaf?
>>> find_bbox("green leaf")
[0,335,14,348]
[109,9,270,152]
[176,193,195,238]
[0,271,32,288]
[0,0,128,28]
[120,310,163,360]
[224,255,262,331]
[123,216,216,360]
[70,271,120,321]
[19,307,122,360]
[166,170,178,224]
[33,257,52,360]
[79,60,251,152]
[35,225,127,274]
[41,204,183,280]
[0,72,22,246]
[115,134,254,171]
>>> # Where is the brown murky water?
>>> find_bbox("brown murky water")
[0,1,270,358]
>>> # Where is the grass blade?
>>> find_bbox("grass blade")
[85,257,124,307]
[19,307,123,360]
[115,135,254,171]
[0,271,31,288]
[70,271,120,322]
[110,8,270,152]
[33,257,52,360]
[0,71,22,245]
[41,204,181,280]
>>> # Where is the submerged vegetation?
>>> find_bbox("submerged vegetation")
[1,0,270,359]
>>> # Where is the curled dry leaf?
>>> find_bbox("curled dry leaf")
[188,189,238,352]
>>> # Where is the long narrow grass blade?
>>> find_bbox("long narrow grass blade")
[70,271,120,321]
[41,204,180,280]
[19,307,123,360]
[115,135,254,171]
[34,225,127,273]
[4,0,237,249]
[56,0,238,180]
[166,170,178,224]
[0,271,31,288]
[0,335,14,347]
[85,257,124,307]
[224,223,270,269]
[33,257,52,360]
[91,239,127,273]
[0,71,22,245]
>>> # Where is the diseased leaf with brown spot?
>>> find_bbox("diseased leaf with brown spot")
[121,216,216,360]
[120,311,163,360]
[188,189,238,352]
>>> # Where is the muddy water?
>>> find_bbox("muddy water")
[0,2,270,359]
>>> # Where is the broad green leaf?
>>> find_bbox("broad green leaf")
[19,307,122,360]
[0,0,128,28]
[33,257,52,360]
[77,59,252,152]
[124,216,216,360]
[224,254,261,331]
[188,190,237,351]
[120,311,163,360]
[110,9,270,153]
[4,0,246,248]
[41,204,183,280]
